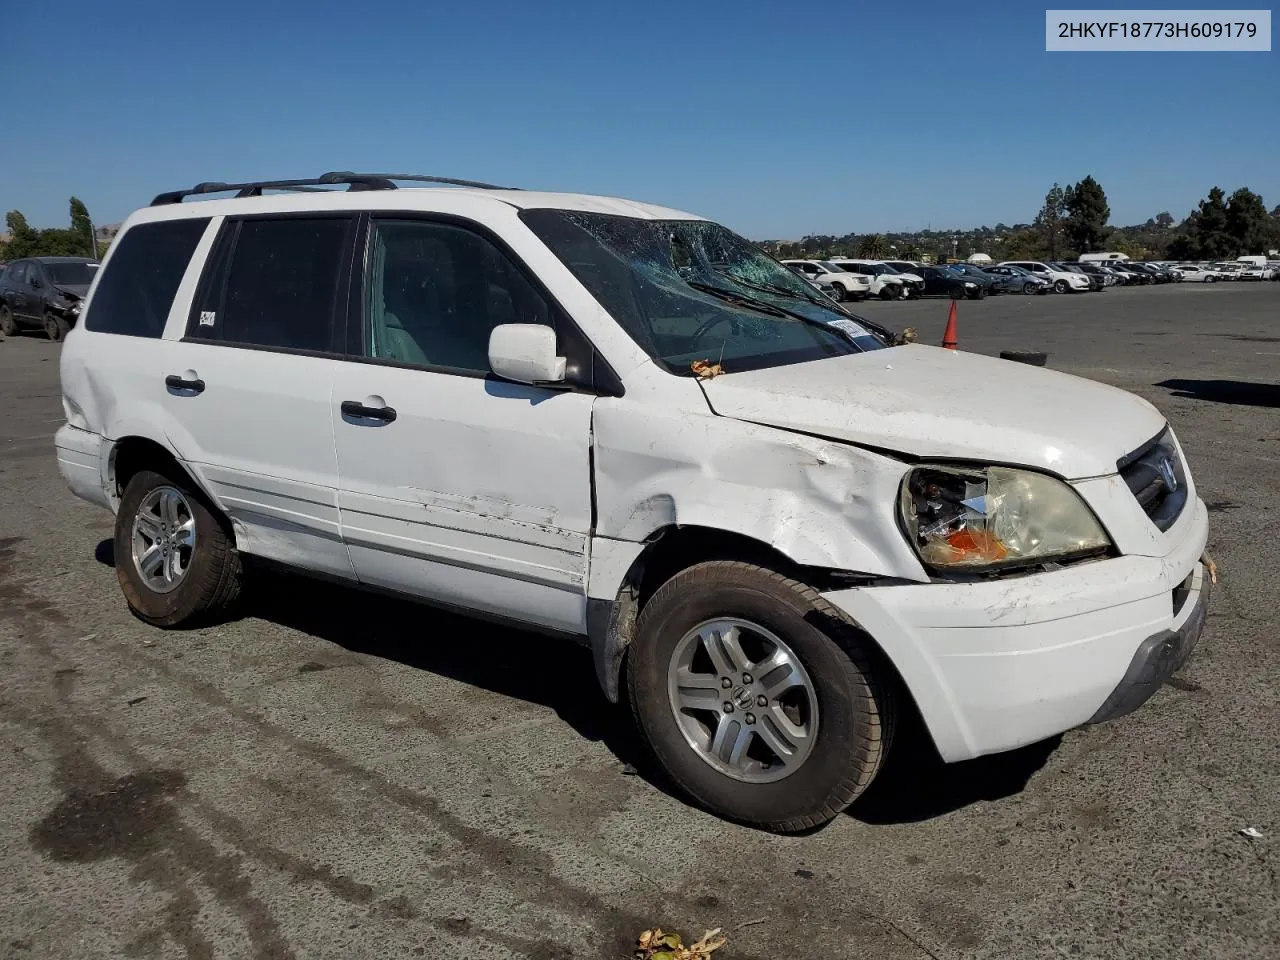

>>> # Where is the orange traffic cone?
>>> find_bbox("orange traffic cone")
[942,300,958,350]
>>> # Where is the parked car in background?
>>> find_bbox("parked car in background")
[827,259,917,300]
[1048,262,1105,292]
[945,263,1005,294]
[916,264,985,299]
[999,260,1091,294]
[1106,262,1151,285]
[0,257,100,341]
[982,264,1052,294]
[1172,265,1223,283]
[781,260,873,302]
[1074,262,1118,287]
[1209,262,1247,280]
[1130,263,1175,283]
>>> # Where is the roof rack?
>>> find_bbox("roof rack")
[149,171,519,206]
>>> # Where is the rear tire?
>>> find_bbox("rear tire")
[0,304,15,337]
[627,561,895,833]
[114,468,243,627]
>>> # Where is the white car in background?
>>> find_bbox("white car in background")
[999,260,1092,294]
[825,258,913,300]
[780,260,872,302]
[1173,265,1223,283]
[1210,262,1247,280]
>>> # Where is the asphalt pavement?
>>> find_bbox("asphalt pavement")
[1,282,1277,959]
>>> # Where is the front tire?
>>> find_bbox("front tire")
[830,284,847,302]
[1023,281,1037,295]
[1053,279,1069,294]
[878,285,897,301]
[627,561,894,833]
[114,468,243,627]
[44,312,70,342]
[0,304,15,337]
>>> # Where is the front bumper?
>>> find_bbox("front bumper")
[823,497,1210,762]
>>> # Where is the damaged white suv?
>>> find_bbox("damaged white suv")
[55,173,1212,832]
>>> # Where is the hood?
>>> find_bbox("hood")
[698,344,1166,479]
[54,283,89,299]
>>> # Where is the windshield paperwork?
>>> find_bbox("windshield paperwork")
[519,210,890,374]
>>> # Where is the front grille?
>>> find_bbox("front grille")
[1118,429,1188,532]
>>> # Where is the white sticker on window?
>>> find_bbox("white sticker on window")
[199,311,216,327]
[827,318,870,339]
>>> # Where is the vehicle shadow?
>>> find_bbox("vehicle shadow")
[240,566,657,776]
[848,704,1060,825]
[1156,378,1280,408]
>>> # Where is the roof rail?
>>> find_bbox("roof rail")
[150,171,519,206]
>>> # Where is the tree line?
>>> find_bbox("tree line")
[1,199,103,261]
[758,178,1280,263]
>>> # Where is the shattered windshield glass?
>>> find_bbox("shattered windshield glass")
[520,210,887,375]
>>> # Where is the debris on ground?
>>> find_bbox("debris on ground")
[635,927,726,959]
[1240,826,1263,840]
[690,360,725,379]
[1204,552,1219,585]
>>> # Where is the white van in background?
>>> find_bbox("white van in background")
[1079,252,1130,263]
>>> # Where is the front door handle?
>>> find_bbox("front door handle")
[341,399,397,423]
[165,373,205,394]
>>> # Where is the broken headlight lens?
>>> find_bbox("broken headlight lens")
[899,465,1110,570]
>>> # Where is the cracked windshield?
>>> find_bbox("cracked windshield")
[521,209,887,374]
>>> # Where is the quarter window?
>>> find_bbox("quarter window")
[363,219,554,374]
[84,218,210,338]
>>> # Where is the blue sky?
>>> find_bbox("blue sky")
[2,0,1275,238]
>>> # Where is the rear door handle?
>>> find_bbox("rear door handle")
[341,400,397,423]
[165,374,205,394]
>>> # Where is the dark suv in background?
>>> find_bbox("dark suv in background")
[0,257,99,341]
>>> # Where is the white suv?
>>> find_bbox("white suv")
[779,259,872,301]
[1000,260,1092,293]
[55,172,1212,833]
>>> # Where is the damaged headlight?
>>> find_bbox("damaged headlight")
[899,465,1110,570]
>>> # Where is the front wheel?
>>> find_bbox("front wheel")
[1023,281,1038,295]
[1205,275,1216,283]
[114,468,243,627]
[1053,279,1069,294]
[44,312,70,342]
[830,284,847,303]
[628,561,894,833]
[878,285,897,301]
[0,304,15,337]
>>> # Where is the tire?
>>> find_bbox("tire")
[44,312,70,342]
[627,561,895,833]
[972,286,987,300]
[1000,349,1048,366]
[1023,281,1037,295]
[1205,275,1216,283]
[0,304,15,337]
[830,284,847,303]
[114,468,243,628]
[878,285,897,301]
[1053,279,1069,294]
[949,286,964,300]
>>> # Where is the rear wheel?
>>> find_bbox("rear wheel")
[628,561,894,833]
[114,468,243,627]
[0,304,15,337]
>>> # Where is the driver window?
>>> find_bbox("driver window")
[365,219,554,374]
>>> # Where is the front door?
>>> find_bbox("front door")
[331,215,595,634]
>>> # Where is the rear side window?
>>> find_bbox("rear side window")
[191,217,352,353]
[85,219,210,338]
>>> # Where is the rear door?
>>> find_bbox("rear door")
[167,214,358,579]
[330,213,596,634]
[12,262,35,318]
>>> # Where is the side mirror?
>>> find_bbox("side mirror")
[488,324,566,385]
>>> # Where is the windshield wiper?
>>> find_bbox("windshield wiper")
[686,277,893,348]
[711,270,899,344]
